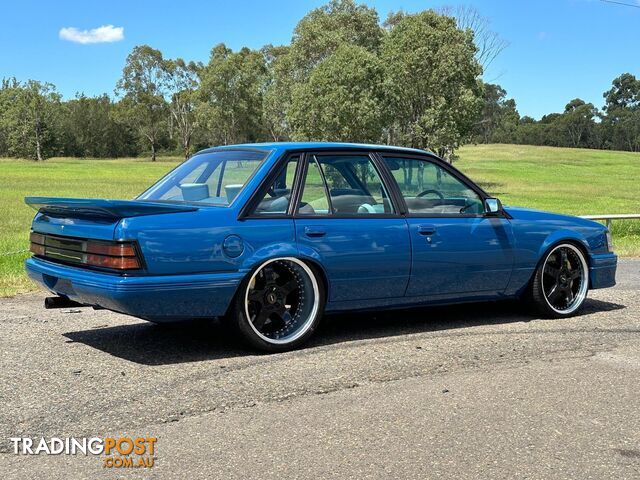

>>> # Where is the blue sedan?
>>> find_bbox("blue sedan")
[25,142,617,351]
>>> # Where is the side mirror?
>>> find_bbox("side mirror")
[484,197,502,215]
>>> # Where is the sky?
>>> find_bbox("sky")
[0,0,638,119]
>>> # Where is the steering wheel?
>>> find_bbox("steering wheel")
[416,189,444,200]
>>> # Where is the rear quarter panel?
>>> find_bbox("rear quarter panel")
[116,210,296,276]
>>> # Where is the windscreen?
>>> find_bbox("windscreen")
[137,150,267,206]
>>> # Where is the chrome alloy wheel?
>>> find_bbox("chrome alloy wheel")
[244,257,320,345]
[541,244,589,315]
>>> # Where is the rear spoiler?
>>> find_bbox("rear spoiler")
[25,197,199,219]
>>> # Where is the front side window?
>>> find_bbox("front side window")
[297,154,394,216]
[138,149,267,206]
[382,156,483,215]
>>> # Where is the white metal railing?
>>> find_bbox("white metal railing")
[580,214,640,230]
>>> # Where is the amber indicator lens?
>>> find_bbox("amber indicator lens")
[85,254,141,270]
[29,242,45,256]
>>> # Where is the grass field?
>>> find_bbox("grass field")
[0,144,638,296]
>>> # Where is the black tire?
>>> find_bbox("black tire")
[227,257,326,352]
[527,243,589,318]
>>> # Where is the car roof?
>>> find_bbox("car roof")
[196,142,432,156]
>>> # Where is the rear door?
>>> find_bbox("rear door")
[379,154,515,298]
[293,152,411,303]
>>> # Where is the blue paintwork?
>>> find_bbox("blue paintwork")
[25,257,242,319]
[25,142,617,322]
[294,217,411,301]
[25,197,199,218]
[405,216,515,296]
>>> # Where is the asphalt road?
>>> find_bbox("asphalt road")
[1,260,639,479]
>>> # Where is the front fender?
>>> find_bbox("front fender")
[537,229,591,264]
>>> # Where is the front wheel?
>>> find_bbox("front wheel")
[528,243,589,318]
[228,257,325,352]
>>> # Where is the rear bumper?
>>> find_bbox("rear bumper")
[25,257,244,321]
[588,252,617,289]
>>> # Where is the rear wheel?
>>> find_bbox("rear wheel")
[528,243,589,317]
[229,257,325,352]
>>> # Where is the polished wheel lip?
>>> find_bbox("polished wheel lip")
[541,244,589,315]
[244,257,320,345]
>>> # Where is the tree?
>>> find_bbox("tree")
[60,94,138,157]
[116,45,168,161]
[261,44,292,141]
[381,10,483,160]
[437,6,509,70]
[197,44,267,145]
[561,98,597,148]
[472,83,519,144]
[164,58,200,158]
[602,73,640,152]
[289,0,382,78]
[0,79,61,160]
[288,45,386,142]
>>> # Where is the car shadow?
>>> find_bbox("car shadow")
[63,298,626,366]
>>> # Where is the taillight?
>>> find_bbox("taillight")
[85,254,141,270]
[29,232,142,271]
[86,240,137,257]
[29,242,46,256]
[29,232,45,255]
[84,240,141,270]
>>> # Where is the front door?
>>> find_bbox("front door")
[379,154,515,298]
[294,153,411,302]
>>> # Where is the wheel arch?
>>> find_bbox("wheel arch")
[515,233,591,298]
[233,243,330,306]
[537,230,591,269]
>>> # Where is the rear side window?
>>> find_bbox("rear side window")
[252,156,300,215]
[297,154,394,216]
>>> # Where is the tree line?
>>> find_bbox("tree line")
[472,74,640,152]
[0,0,637,162]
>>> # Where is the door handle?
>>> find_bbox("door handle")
[304,226,326,238]
[417,224,436,235]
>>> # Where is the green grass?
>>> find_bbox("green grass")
[0,144,638,296]
[0,156,180,296]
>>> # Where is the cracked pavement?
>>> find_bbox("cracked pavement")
[0,260,639,479]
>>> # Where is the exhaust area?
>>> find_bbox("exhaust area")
[44,296,85,309]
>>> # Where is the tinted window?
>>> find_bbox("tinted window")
[298,157,330,215]
[252,156,299,215]
[138,150,267,206]
[297,154,394,215]
[382,156,483,215]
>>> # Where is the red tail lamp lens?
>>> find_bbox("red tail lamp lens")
[30,232,45,245]
[29,232,46,255]
[86,241,136,257]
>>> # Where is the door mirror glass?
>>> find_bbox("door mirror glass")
[484,197,502,214]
